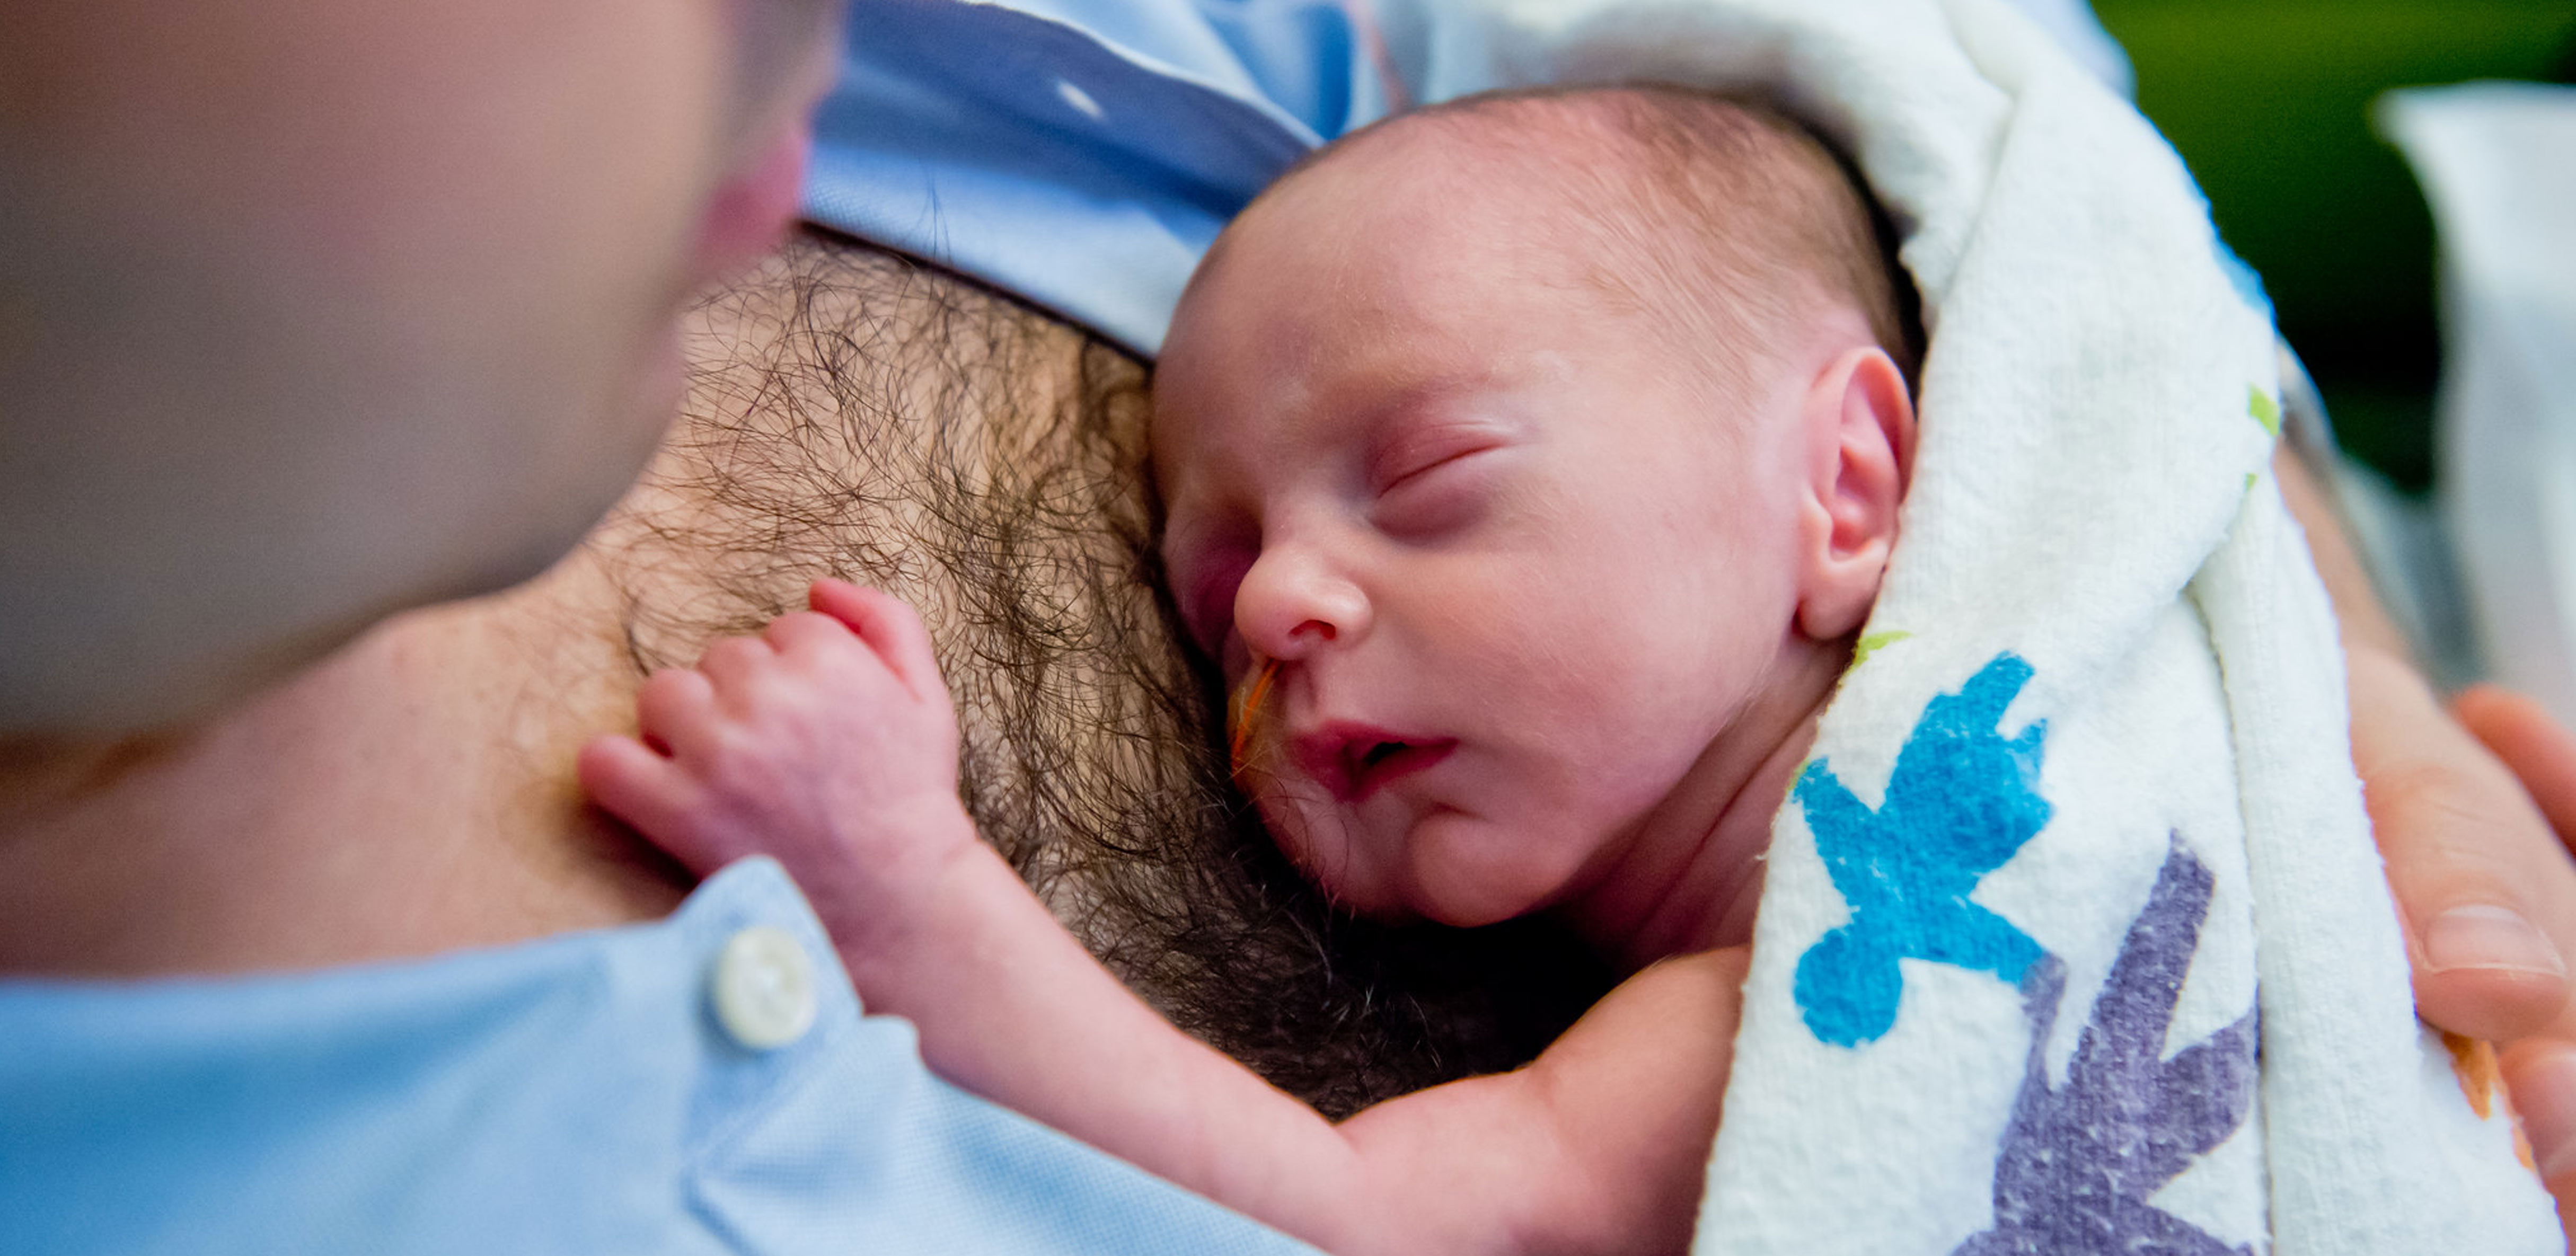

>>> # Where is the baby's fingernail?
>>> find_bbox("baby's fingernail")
[2513,1046,2576,1181]
[2425,905,2568,978]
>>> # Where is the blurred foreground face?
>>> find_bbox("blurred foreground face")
[0,0,840,731]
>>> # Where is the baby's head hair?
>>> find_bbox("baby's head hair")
[1256,85,1922,396]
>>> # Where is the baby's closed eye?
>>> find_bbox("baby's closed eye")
[1365,419,1510,537]
[1370,446,1499,537]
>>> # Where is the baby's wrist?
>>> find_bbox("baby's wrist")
[799,798,985,957]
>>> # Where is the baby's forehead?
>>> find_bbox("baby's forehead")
[1258,86,1918,383]
[1239,91,1804,320]
[1260,94,1648,237]
[1195,97,1718,347]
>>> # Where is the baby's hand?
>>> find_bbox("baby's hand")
[579,579,976,923]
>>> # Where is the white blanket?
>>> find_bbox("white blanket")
[1397,1,2562,1250]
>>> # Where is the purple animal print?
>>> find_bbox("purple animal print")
[1953,835,2259,1256]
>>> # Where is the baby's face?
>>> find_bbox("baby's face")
[1154,135,1821,928]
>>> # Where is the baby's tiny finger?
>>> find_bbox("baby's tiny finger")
[810,579,946,700]
[637,667,724,760]
[764,609,859,659]
[695,634,778,693]
[576,735,719,869]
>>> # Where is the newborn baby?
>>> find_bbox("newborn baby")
[583,86,1919,1255]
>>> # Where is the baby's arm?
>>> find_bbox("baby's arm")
[579,579,1744,1256]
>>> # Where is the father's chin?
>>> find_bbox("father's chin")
[678,106,815,304]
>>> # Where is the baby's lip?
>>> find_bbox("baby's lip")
[1289,722,1457,803]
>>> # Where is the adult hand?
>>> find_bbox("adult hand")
[2277,444,2576,1228]
[2353,650,2576,1230]
[2352,648,2576,1041]
[2448,684,2576,1223]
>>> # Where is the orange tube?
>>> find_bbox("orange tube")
[1229,656,1281,782]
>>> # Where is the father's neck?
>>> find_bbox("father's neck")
[0,551,682,978]
[1552,635,1852,972]
[0,232,1158,981]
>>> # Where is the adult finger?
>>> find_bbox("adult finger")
[2500,1039,2576,1240]
[2456,687,2576,1232]
[2458,686,2576,857]
[809,578,946,701]
[2350,645,2574,1043]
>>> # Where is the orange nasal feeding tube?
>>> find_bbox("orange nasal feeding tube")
[1229,655,1282,782]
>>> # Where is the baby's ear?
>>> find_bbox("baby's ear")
[1794,345,1915,641]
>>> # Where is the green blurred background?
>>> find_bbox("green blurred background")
[2092,0,2576,491]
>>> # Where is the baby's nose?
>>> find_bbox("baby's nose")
[1233,547,1370,661]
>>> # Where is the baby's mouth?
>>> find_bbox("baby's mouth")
[1230,661,1454,802]
[1300,728,1456,803]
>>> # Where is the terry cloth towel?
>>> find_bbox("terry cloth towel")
[1389,1,2564,1252]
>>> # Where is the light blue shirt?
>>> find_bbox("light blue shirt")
[0,858,1315,1254]
[801,0,2128,356]
[805,0,1400,356]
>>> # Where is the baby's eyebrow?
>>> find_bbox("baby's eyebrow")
[1352,374,1506,446]
[1353,375,1490,432]
[1357,380,1522,466]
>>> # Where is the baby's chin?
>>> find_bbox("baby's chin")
[1402,809,1600,927]
[1272,799,1569,929]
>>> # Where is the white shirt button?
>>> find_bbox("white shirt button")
[710,926,817,1051]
